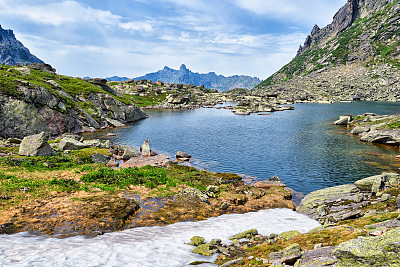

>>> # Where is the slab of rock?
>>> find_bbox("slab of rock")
[270,243,302,265]
[19,132,56,157]
[327,209,362,223]
[365,219,400,229]
[83,139,114,149]
[120,154,170,168]
[254,176,286,189]
[58,138,88,150]
[118,145,140,160]
[106,118,126,127]
[334,114,353,125]
[355,173,400,194]
[229,229,258,240]
[140,139,151,157]
[334,227,400,266]
[297,184,361,221]
[91,153,111,165]
[295,246,337,267]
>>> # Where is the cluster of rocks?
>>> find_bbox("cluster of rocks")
[13,132,197,170]
[335,112,400,146]
[230,96,294,115]
[297,172,400,224]
[109,79,222,109]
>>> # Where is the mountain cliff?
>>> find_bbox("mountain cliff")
[254,0,400,102]
[133,64,261,92]
[0,25,44,66]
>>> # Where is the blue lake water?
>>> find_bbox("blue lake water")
[85,102,400,194]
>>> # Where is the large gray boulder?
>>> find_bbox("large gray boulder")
[296,184,361,222]
[334,227,400,266]
[19,132,56,157]
[58,138,88,150]
[294,246,337,267]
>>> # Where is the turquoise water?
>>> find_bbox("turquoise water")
[85,102,400,194]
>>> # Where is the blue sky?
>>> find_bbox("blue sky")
[0,0,346,79]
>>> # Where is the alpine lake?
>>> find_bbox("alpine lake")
[84,101,400,196]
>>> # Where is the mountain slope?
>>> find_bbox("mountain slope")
[0,25,44,66]
[254,0,400,102]
[134,64,261,91]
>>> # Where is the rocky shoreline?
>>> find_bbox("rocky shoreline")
[0,132,295,237]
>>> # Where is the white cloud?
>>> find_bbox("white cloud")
[235,0,347,27]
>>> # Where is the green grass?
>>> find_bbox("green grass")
[126,93,167,107]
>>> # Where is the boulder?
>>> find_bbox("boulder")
[83,139,114,149]
[91,153,111,165]
[28,63,56,74]
[229,229,258,240]
[355,173,400,194]
[188,236,205,246]
[278,230,300,240]
[58,138,88,151]
[334,114,353,125]
[296,184,362,221]
[294,246,337,267]
[360,130,400,145]
[270,243,302,265]
[254,176,286,189]
[118,145,140,160]
[334,227,400,266]
[120,154,170,168]
[176,151,192,159]
[19,132,56,157]
[141,139,151,157]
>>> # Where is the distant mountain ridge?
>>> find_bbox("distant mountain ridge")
[130,64,261,91]
[0,25,44,66]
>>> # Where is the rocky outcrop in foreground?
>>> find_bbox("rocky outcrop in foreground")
[335,112,400,146]
[0,64,147,139]
[212,171,400,266]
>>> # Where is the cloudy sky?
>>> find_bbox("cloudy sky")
[0,0,346,79]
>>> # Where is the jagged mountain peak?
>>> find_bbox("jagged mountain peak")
[0,25,44,66]
[254,0,400,103]
[134,65,261,91]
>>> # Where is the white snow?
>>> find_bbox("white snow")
[0,209,320,267]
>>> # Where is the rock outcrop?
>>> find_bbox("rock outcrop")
[18,132,55,156]
[334,227,400,266]
[0,64,147,139]
[297,173,399,223]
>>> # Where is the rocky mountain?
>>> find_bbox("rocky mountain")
[0,25,44,66]
[134,64,261,91]
[254,0,400,102]
[0,63,147,139]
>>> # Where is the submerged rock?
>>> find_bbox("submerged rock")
[334,227,400,266]
[19,132,56,157]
